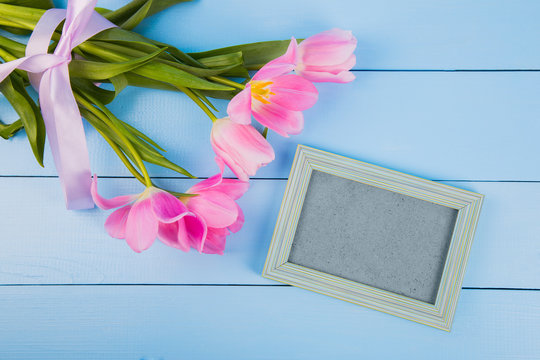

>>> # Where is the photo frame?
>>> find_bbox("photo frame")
[262,145,484,331]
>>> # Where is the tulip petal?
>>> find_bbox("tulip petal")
[212,179,249,200]
[202,227,229,255]
[227,87,252,125]
[301,29,355,47]
[299,29,357,66]
[215,156,226,174]
[178,214,207,252]
[268,74,318,111]
[300,42,357,67]
[297,69,356,83]
[252,101,304,137]
[104,205,131,239]
[228,204,245,233]
[188,172,248,200]
[151,189,190,223]
[188,173,223,194]
[302,54,356,75]
[187,190,238,228]
[158,221,190,252]
[215,153,249,182]
[91,175,136,210]
[253,38,298,80]
[125,197,158,253]
[211,119,275,181]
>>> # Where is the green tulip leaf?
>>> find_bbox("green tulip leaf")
[133,60,233,91]
[118,0,152,30]
[71,78,116,105]
[0,0,52,35]
[91,28,165,53]
[104,0,191,27]
[84,37,239,78]
[94,7,111,16]
[191,89,218,112]
[141,0,192,18]
[79,41,234,91]
[197,52,244,68]
[109,73,128,98]
[123,73,179,92]
[190,40,294,70]
[0,0,53,9]
[0,74,45,166]
[164,59,243,77]
[123,73,238,100]
[195,52,249,78]
[149,39,202,67]
[197,89,239,101]
[0,118,23,139]
[78,88,195,179]
[80,102,194,179]
[69,47,166,80]
[119,119,165,152]
[91,28,201,67]
[0,34,25,58]
[0,25,30,35]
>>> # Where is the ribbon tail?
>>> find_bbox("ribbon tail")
[40,64,94,210]
[15,3,117,211]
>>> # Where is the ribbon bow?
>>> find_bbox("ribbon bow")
[0,0,115,209]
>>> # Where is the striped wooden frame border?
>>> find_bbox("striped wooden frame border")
[262,145,484,331]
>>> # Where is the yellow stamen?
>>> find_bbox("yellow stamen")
[250,80,275,104]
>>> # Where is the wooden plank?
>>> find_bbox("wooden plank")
[0,177,538,288]
[89,0,540,70]
[0,286,537,359]
[2,72,540,179]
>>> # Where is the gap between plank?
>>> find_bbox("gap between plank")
[0,284,537,291]
[2,175,540,183]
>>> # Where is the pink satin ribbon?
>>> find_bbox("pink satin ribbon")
[0,0,115,209]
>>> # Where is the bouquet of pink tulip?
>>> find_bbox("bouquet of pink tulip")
[0,0,356,254]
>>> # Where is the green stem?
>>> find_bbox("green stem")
[0,47,17,63]
[168,190,198,198]
[179,86,218,121]
[75,93,153,187]
[262,127,268,138]
[81,107,147,184]
[0,4,45,24]
[0,15,37,31]
[93,125,147,185]
[0,35,26,58]
[208,76,245,90]
[192,89,218,112]
[0,119,23,139]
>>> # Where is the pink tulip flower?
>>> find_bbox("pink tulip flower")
[91,176,205,253]
[155,211,207,253]
[227,60,318,137]
[186,168,249,255]
[156,163,249,255]
[211,117,275,181]
[269,29,357,83]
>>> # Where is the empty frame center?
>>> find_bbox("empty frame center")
[288,170,458,304]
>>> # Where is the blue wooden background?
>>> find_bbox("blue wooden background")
[1,0,539,358]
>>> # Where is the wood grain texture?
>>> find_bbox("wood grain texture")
[0,177,538,289]
[2,72,540,179]
[0,286,538,360]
